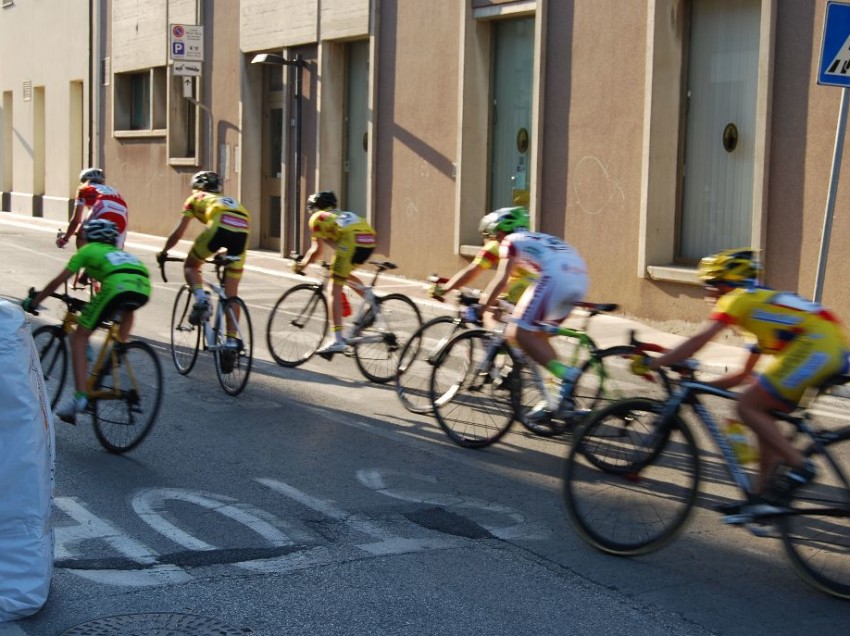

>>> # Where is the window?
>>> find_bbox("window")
[113,67,167,133]
[640,0,772,283]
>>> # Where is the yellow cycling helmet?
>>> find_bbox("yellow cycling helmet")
[697,248,762,286]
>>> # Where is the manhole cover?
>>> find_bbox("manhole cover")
[60,612,248,636]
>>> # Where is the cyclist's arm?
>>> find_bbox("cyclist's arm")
[705,350,760,389]
[441,262,484,295]
[479,256,513,311]
[649,320,725,371]
[30,268,75,307]
[57,201,85,247]
[160,216,193,255]
[298,236,326,267]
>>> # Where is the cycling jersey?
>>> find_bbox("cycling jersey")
[66,242,151,330]
[498,231,588,328]
[75,183,129,248]
[308,210,376,283]
[183,192,251,280]
[472,239,537,304]
[712,286,850,406]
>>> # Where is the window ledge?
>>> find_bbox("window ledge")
[168,157,199,167]
[114,129,167,139]
[460,244,480,258]
[646,264,700,285]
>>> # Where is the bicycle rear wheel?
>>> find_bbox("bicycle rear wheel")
[568,345,672,417]
[395,315,462,413]
[32,324,68,408]
[92,340,163,453]
[266,284,327,367]
[563,398,699,555]
[170,284,201,375]
[353,293,422,384]
[429,329,520,449]
[215,296,253,396]
[780,429,850,599]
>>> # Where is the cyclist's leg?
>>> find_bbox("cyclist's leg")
[741,339,846,499]
[221,239,247,337]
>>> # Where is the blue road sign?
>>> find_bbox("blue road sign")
[819,2,850,87]
[172,42,186,57]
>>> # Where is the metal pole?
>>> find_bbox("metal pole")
[293,55,303,255]
[814,86,849,302]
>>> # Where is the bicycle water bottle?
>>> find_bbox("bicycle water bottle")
[341,290,352,318]
[723,419,759,464]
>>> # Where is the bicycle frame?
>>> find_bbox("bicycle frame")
[50,294,133,404]
[649,378,850,500]
[299,260,398,346]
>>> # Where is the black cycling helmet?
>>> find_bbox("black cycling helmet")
[79,167,105,184]
[82,219,119,244]
[191,170,223,193]
[307,191,338,211]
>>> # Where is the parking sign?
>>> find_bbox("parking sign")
[169,24,204,62]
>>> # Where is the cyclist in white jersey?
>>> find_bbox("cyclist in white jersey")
[475,208,589,418]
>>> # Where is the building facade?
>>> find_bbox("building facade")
[2,0,849,325]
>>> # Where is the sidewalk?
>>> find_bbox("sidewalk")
[1,211,743,376]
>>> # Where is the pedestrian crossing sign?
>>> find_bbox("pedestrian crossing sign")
[819,1,850,87]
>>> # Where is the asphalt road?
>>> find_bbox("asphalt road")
[1,215,849,636]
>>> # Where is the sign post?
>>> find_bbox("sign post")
[814,2,850,302]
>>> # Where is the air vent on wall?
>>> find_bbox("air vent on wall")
[22,80,32,102]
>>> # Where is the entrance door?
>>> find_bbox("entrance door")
[679,0,760,260]
[490,18,534,210]
[344,41,369,215]
[260,69,284,250]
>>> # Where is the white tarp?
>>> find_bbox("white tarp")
[0,300,55,621]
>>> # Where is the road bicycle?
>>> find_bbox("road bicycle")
[394,275,481,414]
[29,288,163,453]
[562,360,850,599]
[265,259,423,383]
[427,304,671,448]
[160,254,254,396]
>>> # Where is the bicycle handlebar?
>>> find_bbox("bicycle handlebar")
[159,252,239,283]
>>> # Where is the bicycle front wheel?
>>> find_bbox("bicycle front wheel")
[353,293,422,384]
[215,296,253,396]
[266,284,327,367]
[429,329,520,448]
[395,315,462,413]
[170,284,201,375]
[92,340,163,453]
[563,398,700,555]
[32,324,68,408]
[780,429,850,599]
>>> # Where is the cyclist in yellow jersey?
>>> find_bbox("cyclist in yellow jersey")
[646,248,850,523]
[293,191,377,356]
[430,206,537,312]
[157,171,250,345]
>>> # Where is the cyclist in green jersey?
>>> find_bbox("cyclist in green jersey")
[23,219,151,423]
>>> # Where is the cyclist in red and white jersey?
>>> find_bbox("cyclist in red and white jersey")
[474,207,589,419]
[57,168,129,250]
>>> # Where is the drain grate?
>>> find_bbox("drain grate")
[60,612,248,636]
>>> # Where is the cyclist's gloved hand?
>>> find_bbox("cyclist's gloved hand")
[629,353,652,377]
[156,251,168,266]
[462,303,483,324]
[22,289,40,315]
[429,284,447,301]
